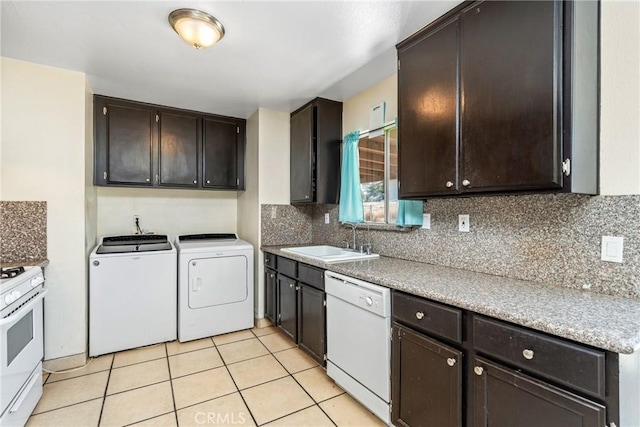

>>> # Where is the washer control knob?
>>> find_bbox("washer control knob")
[365,296,373,306]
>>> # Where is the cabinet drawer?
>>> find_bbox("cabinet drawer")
[393,292,462,343]
[276,256,297,279]
[473,316,605,399]
[264,253,276,269]
[298,264,324,291]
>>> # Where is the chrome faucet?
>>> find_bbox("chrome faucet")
[345,222,372,254]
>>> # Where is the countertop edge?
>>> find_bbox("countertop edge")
[261,246,640,354]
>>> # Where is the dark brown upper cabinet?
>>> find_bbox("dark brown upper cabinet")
[290,98,342,204]
[94,95,245,191]
[95,98,155,186]
[203,116,245,190]
[158,110,200,188]
[397,0,599,198]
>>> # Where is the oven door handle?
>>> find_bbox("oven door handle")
[0,289,48,328]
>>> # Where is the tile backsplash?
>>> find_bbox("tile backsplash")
[261,204,313,246]
[263,194,640,299]
[0,201,47,263]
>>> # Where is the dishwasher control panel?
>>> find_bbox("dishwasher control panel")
[325,271,390,317]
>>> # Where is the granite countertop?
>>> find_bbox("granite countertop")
[262,245,640,354]
[1,259,49,269]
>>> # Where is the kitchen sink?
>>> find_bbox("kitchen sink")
[280,245,379,263]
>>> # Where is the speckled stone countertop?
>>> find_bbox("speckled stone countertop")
[262,246,640,354]
[1,259,49,269]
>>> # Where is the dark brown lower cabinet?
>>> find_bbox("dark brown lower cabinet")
[264,268,277,325]
[277,274,297,342]
[392,323,463,427]
[473,356,606,427]
[297,283,326,365]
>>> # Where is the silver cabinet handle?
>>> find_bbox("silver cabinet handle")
[305,195,309,199]
[146,178,150,182]
[522,349,535,360]
[296,286,300,291]
[206,180,211,184]
[462,179,471,186]
[193,180,197,184]
[446,181,454,188]
[289,283,294,288]
[415,312,424,320]
[474,366,484,376]
[269,274,274,278]
[447,358,456,367]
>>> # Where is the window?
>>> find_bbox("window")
[359,125,398,224]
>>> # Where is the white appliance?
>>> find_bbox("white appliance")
[175,234,254,342]
[89,235,177,357]
[325,271,391,424]
[0,266,47,427]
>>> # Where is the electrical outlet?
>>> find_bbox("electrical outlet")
[324,213,330,224]
[421,213,431,229]
[601,236,624,263]
[270,206,277,219]
[458,214,470,232]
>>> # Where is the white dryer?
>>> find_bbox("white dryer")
[175,234,254,342]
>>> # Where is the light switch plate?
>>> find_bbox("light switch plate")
[324,213,330,224]
[421,213,431,229]
[601,236,624,263]
[459,214,470,232]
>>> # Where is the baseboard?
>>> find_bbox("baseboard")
[43,351,88,372]
[254,318,272,328]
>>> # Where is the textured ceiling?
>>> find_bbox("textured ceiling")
[1,1,461,118]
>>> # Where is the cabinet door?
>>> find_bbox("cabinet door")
[298,283,325,366]
[290,105,314,203]
[103,103,155,185]
[392,324,462,427]
[203,117,238,189]
[460,1,562,192]
[398,17,459,197]
[264,269,277,325]
[158,110,200,187]
[473,356,606,427]
[277,275,298,342]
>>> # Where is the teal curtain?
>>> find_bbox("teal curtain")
[339,130,364,223]
[396,200,423,227]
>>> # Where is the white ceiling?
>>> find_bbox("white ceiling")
[1,1,461,118]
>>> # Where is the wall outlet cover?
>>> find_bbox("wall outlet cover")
[601,236,624,263]
[324,213,330,224]
[270,206,277,219]
[459,214,470,232]
[421,213,431,229]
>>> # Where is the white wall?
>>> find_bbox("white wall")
[599,0,640,195]
[238,110,260,315]
[96,187,237,239]
[1,57,90,360]
[258,108,291,206]
[342,74,397,134]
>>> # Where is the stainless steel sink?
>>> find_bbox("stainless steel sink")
[280,245,379,263]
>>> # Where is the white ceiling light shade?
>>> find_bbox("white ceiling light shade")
[168,8,225,49]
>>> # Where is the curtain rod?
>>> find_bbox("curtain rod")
[358,120,397,137]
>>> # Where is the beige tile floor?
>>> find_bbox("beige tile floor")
[29,326,386,427]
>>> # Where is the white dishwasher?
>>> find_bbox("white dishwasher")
[325,271,391,424]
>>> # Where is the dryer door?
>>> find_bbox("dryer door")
[188,255,248,309]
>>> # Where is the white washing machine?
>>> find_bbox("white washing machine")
[89,235,177,357]
[175,234,254,342]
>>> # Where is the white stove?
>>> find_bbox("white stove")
[0,265,47,427]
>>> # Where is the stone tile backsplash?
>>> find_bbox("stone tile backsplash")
[1,201,47,263]
[261,204,313,246]
[264,194,640,299]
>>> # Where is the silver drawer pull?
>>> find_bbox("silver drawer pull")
[462,179,471,186]
[415,311,424,320]
[447,358,456,367]
[289,283,294,288]
[522,349,535,360]
[474,366,484,376]
[446,181,454,188]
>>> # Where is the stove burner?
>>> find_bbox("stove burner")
[1,266,25,279]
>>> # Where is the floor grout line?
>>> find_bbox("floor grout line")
[163,346,180,427]
[219,349,259,426]
[96,352,115,426]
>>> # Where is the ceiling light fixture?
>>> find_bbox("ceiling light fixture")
[168,8,225,49]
